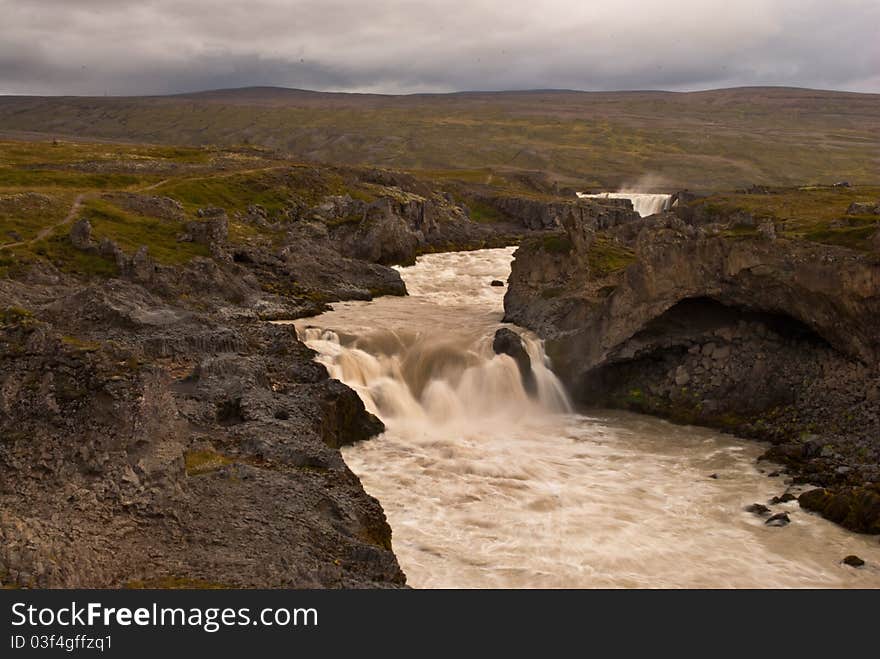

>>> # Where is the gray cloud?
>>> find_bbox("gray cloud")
[1,0,878,95]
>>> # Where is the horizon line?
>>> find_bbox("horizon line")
[2,83,879,100]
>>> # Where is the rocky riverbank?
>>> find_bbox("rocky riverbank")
[0,250,408,587]
[0,142,560,588]
[504,190,880,535]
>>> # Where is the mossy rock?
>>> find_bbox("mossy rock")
[541,234,572,254]
[799,486,880,534]
[184,449,234,476]
[587,234,635,277]
[0,306,33,325]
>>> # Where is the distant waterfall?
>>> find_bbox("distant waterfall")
[578,191,671,217]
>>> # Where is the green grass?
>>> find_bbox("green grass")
[693,186,880,250]
[587,234,636,277]
[0,191,74,244]
[185,449,234,476]
[32,233,119,277]
[0,138,418,278]
[154,171,289,214]
[801,221,878,250]
[82,198,210,265]
[0,140,214,168]
[153,166,378,217]
[467,200,504,223]
[2,88,880,189]
[0,306,33,325]
[0,168,145,189]
[541,234,572,254]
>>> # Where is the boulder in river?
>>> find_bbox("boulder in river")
[843,555,865,568]
[745,503,771,516]
[765,512,791,527]
[492,327,537,396]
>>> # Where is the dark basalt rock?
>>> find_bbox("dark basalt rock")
[492,327,537,396]
[843,555,865,567]
[846,201,880,215]
[491,280,505,287]
[318,379,385,448]
[104,192,185,221]
[0,224,413,588]
[746,503,771,516]
[503,197,880,536]
[769,493,797,505]
[798,487,880,534]
[765,512,791,527]
[69,218,92,250]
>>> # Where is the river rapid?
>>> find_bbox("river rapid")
[293,247,880,588]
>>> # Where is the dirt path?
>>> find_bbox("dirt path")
[137,178,170,192]
[0,164,282,252]
[0,192,88,251]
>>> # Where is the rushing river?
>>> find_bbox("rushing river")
[294,247,880,588]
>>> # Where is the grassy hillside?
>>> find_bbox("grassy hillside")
[693,185,880,251]
[0,140,387,278]
[1,87,878,190]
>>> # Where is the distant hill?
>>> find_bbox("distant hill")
[1,86,878,189]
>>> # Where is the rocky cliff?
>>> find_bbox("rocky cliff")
[505,196,880,534]
[0,253,407,587]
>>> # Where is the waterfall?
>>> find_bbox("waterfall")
[285,247,880,589]
[300,326,571,433]
[577,191,671,217]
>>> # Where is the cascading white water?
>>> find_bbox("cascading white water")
[300,326,569,431]
[291,247,880,588]
[577,191,671,217]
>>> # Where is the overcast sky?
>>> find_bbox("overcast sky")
[1,0,878,96]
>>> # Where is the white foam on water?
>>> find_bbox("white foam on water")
[288,247,880,588]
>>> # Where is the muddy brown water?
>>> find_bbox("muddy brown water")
[291,247,880,588]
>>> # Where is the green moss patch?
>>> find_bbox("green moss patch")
[541,234,572,254]
[82,198,209,265]
[0,191,74,245]
[185,449,234,476]
[30,233,119,277]
[587,234,636,277]
[693,186,880,251]
[467,200,504,223]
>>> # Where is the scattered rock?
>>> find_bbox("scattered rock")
[757,220,776,240]
[846,201,879,215]
[842,555,865,568]
[769,493,797,505]
[105,193,184,221]
[69,218,92,250]
[765,512,791,527]
[492,327,537,396]
[490,280,505,287]
[745,503,771,516]
[673,366,690,387]
[798,487,880,534]
[181,214,228,246]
